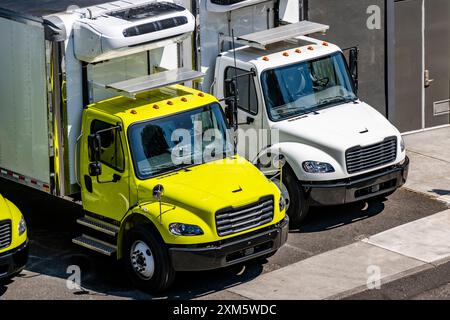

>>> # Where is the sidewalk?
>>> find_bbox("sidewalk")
[200,127,450,300]
[403,126,450,204]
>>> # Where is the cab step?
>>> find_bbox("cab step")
[72,234,116,256]
[76,215,120,236]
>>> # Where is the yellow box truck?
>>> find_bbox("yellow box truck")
[0,0,287,292]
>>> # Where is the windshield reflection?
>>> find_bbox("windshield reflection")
[261,52,357,121]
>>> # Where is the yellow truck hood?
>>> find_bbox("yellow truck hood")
[137,157,279,225]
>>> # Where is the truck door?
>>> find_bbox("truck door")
[223,66,266,161]
[81,115,130,222]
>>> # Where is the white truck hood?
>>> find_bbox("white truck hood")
[271,101,401,167]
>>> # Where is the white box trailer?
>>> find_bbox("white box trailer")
[0,0,194,197]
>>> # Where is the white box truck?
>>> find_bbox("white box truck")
[193,0,409,227]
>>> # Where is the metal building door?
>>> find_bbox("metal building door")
[394,0,423,132]
[424,0,450,128]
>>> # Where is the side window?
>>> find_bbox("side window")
[225,67,258,115]
[90,120,125,172]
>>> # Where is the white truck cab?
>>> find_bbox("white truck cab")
[211,21,409,227]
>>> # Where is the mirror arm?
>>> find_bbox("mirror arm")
[96,172,121,184]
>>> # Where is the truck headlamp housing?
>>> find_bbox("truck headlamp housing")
[169,223,204,236]
[302,161,335,173]
[18,215,26,236]
[400,137,406,153]
[279,196,286,212]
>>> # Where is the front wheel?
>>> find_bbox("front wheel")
[123,225,175,293]
[272,166,309,229]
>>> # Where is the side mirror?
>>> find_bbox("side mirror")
[88,134,102,162]
[89,162,102,177]
[347,47,359,93]
[224,79,238,129]
[153,184,164,201]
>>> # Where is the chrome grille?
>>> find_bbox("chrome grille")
[0,220,12,250]
[346,137,397,174]
[215,196,274,237]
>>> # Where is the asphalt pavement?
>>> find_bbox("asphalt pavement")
[0,176,447,300]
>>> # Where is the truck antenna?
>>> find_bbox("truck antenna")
[231,29,239,132]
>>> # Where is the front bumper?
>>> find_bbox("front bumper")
[169,217,289,272]
[0,240,29,280]
[303,156,409,206]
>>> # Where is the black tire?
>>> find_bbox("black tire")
[123,225,175,293]
[283,166,310,228]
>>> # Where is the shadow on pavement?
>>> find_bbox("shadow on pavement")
[293,199,386,234]
[0,178,265,300]
[430,189,450,196]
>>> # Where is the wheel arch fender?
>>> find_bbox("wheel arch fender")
[254,142,342,181]
[118,209,163,260]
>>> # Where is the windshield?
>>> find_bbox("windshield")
[128,103,233,179]
[261,52,357,121]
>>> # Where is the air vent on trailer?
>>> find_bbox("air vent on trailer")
[206,0,268,12]
[73,0,195,63]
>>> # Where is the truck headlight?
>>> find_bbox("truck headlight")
[279,196,286,212]
[18,215,26,236]
[302,161,335,173]
[169,223,204,236]
[400,137,406,152]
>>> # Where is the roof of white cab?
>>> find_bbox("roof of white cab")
[219,36,342,73]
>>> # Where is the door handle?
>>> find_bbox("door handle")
[425,70,435,87]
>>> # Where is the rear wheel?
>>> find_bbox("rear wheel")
[273,166,309,229]
[123,225,175,293]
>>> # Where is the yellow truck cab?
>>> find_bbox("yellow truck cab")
[75,77,288,292]
[0,1,287,293]
[0,195,28,282]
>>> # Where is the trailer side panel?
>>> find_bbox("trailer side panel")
[0,17,50,184]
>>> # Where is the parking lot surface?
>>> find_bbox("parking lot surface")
[0,176,446,300]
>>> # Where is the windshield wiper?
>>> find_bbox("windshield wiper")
[315,96,356,110]
[148,163,188,176]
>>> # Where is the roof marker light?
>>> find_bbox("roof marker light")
[262,56,269,61]
[167,101,173,106]
[295,48,301,53]
[322,42,329,46]
[282,52,289,57]
[198,92,204,97]
[181,97,188,102]
[308,46,314,51]
[153,104,159,109]
[130,109,137,114]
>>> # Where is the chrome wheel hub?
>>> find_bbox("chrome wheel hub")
[130,240,155,280]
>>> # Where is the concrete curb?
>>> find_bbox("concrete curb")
[225,209,450,300]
